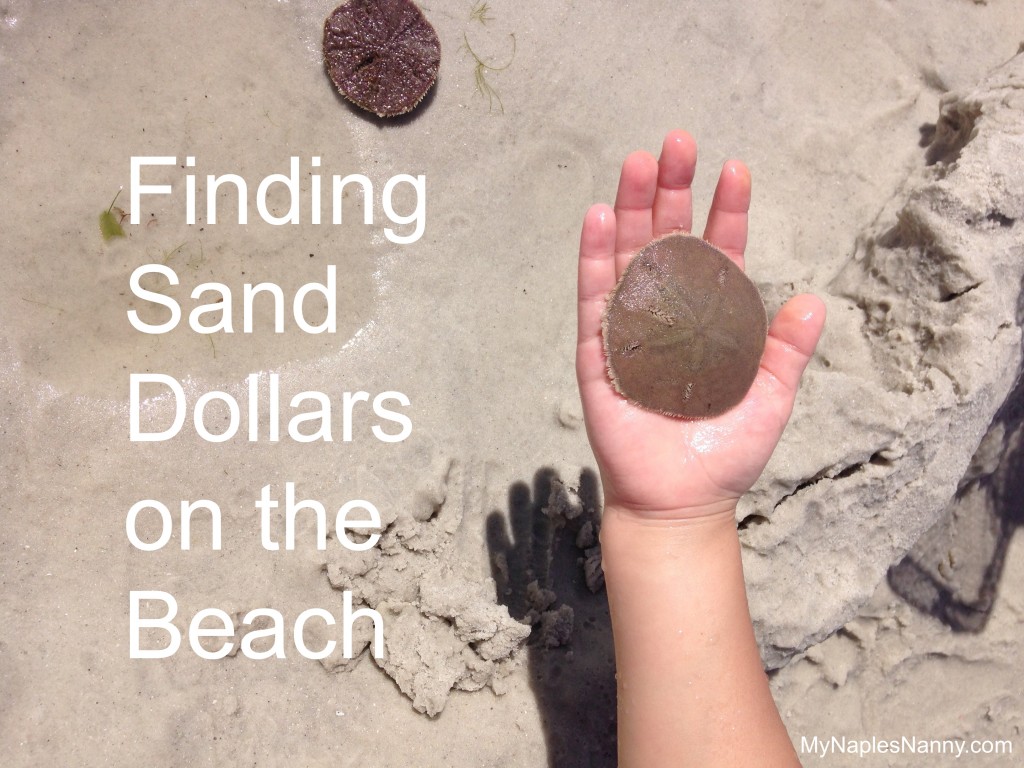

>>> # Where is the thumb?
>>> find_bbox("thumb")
[759,294,826,397]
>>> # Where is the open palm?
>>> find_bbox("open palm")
[577,131,826,520]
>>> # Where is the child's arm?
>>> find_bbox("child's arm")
[576,131,826,767]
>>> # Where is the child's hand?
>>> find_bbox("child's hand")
[576,130,826,521]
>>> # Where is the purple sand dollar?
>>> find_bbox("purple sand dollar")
[602,233,768,418]
[323,0,441,118]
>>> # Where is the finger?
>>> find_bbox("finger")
[484,512,515,602]
[652,129,697,236]
[485,512,512,559]
[613,150,659,276]
[507,481,533,557]
[578,204,617,339]
[577,204,617,389]
[703,159,751,269]
[759,294,826,399]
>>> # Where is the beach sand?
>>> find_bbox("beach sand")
[1,1,1022,765]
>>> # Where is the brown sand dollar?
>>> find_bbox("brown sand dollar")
[602,233,767,418]
[323,0,441,118]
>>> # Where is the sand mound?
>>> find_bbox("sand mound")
[740,51,1024,666]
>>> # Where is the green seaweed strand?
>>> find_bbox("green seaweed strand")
[462,31,516,113]
[99,187,126,242]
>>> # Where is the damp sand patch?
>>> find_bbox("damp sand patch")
[7,220,376,400]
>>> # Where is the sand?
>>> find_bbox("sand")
[1,1,1022,765]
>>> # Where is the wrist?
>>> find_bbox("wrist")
[599,483,740,524]
[599,502,740,573]
[600,501,738,537]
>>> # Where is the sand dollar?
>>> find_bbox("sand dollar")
[323,0,441,118]
[602,233,767,418]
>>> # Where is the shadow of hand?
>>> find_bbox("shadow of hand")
[487,467,617,768]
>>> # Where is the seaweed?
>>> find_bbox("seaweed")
[469,2,494,24]
[461,31,516,113]
[99,188,126,242]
